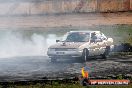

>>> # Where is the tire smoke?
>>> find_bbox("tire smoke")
[0,31,56,58]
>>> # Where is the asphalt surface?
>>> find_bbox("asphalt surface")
[0,55,131,82]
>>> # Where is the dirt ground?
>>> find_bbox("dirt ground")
[0,12,132,29]
[0,55,131,82]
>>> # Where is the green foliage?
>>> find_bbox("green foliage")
[117,74,123,79]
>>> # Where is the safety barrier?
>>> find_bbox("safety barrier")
[0,0,131,16]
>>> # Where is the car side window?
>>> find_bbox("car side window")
[96,33,103,42]
[101,33,107,40]
[90,32,97,42]
[90,32,103,42]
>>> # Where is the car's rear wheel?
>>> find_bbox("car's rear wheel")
[82,48,89,62]
[101,46,110,59]
[51,57,57,63]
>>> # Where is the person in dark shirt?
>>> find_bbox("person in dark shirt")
[91,32,97,42]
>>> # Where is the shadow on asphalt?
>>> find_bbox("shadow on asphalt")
[49,57,108,64]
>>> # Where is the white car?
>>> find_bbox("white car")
[47,31,113,62]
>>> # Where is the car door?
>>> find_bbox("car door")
[89,41,99,56]
[96,33,107,55]
[94,33,103,55]
[89,32,100,56]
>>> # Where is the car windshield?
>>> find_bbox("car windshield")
[63,32,90,42]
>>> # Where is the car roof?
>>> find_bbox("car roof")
[69,31,100,33]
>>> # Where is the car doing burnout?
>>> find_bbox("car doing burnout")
[47,31,113,62]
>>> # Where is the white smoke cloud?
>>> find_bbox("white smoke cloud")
[0,31,57,58]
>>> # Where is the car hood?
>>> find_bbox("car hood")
[49,42,87,49]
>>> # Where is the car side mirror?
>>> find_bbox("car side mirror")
[90,38,102,43]
[95,39,102,42]
[56,40,60,42]
[90,39,95,43]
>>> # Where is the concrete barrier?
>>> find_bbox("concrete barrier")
[0,0,131,16]
[131,0,132,10]
[98,0,131,12]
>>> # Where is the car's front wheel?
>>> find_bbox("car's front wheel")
[82,48,89,62]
